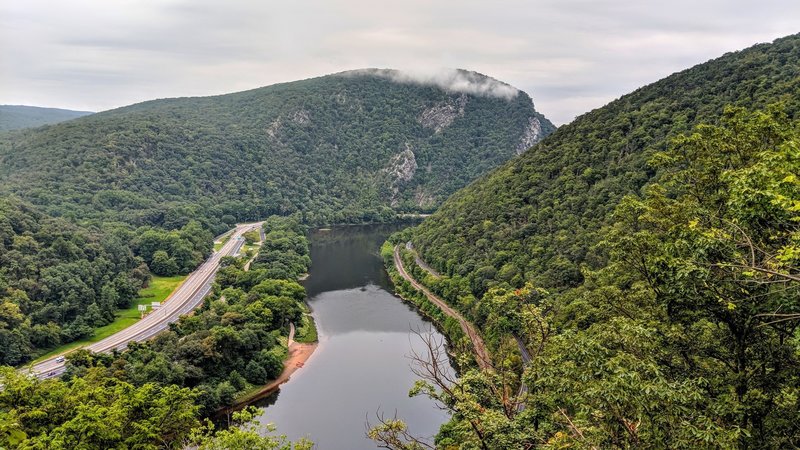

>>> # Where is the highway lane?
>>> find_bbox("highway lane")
[28,222,261,379]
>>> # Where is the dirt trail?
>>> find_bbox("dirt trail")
[393,245,491,370]
[405,241,441,278]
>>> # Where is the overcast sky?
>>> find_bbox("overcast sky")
[1,0,798,125]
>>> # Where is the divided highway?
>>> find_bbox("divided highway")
[28,222,262,379]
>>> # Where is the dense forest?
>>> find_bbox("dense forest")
[414,33,800,293]
[0,70,553,232]
[378,34,800,448]
[0,105,92,132]
[0,216,315,449]
[0,198,144,366]
[0,197,212,366]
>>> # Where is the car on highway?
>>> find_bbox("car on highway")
[55,356,65,363]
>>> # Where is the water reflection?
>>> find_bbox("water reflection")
[254,223,452,449]
[302,223,412,297]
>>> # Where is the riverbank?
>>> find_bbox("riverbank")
[392,244,491,370]
[230,337,318,408]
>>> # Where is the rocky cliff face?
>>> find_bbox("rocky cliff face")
[291,109,311,125]
[418,94,468,133]
[515,116,544,155]
[385,145,418,206]
[387,147,418,182]
[265,108,312,139]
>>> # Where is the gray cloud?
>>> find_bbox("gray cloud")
[0,0,798,124]
[342,68,520,100]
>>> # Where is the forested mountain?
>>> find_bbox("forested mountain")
[414,34,800,293]
[0,105,92,131]
[0,70,553,231]
[389,34,800,448]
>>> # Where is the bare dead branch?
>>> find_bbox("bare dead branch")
[558,408,599,450]
[366,410,436,450]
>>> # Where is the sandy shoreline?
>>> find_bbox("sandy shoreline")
[228,339,318,409]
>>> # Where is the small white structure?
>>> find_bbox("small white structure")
[151,302,162,309]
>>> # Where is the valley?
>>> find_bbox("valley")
[247,224,453,449]
[0,24,798,450]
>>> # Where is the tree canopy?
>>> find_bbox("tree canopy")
[412,33,800,296]
[378,33,800,449]
[0,70,553,232]
[378,104,800,450]
[0,199,145,365]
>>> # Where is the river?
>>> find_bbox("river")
[253,223,453,449]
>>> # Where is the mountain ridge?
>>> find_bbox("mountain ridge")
[412,33,800,292]
[0,105,93,132]
[0,69,555,231]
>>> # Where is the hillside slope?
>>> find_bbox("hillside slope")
[413,33,800,293]
[0,70,553,230]
[393,33,800,449]
[0,105,92,131]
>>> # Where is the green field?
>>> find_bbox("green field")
[242,241,261,258]
[213,232,233,251]
[31,275,186,363]
[293,314,318,343]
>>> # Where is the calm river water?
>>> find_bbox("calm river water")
[253,223,453,449]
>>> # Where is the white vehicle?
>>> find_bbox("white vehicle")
[55,356,65,363]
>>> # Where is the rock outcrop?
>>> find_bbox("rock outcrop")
[385,145,418,206]
[515,116,544,155]
[419,94,468,133]
[266,109,311,139]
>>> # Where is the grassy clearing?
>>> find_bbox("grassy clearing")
[242,242,259,257]
[243,229,260,244]
[238,242,262,268]
[294,314,318,343]
[31,275,186,363]
[213,232,233,252]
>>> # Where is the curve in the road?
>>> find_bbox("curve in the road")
[29,222,262,379]
[396,243,532,411]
